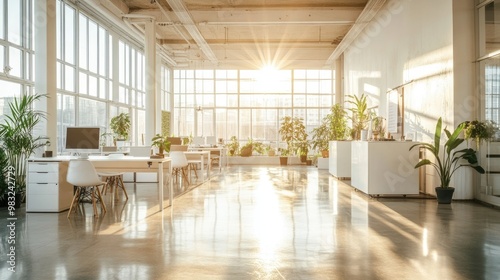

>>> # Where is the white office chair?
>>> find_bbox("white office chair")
[170,151,190,185]
[97,171,128,200]
[66,159,107,218]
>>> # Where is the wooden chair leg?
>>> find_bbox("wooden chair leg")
[67,187,81,218]
[96,185,107,213]
[117,176,128,200]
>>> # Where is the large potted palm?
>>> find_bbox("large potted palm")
[409,117,485,204]
[0,93,50,206]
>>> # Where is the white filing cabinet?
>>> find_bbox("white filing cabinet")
[27,161,73,212]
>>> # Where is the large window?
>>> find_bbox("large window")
[478,1,500,129]
[173,69,334,148]
[55,0,166,151]
[0,0,34,100]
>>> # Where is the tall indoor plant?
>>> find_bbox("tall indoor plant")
[0,93,50,202]
[279,116,307,165]
[312,103,349,157]
[409,117,485,203]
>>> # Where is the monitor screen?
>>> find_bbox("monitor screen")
[65,127,100,152]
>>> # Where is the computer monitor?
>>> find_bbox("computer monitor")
[65,127,101,158]
[205,136,217,146]
[192,136,205,146]
[167,137,182,145]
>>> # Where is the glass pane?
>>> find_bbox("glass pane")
[64,65,75,92]
[99,27,106,76]
[64,5,75,64]
[88,75,97,97]
[56,2,60,59]
[78,98,106,127]
[9,46,21,77]
[136,109,146,145]
[79,72,87,94]
[485,2,500,55]
[88,20,98,73]
[7,0,21,45]
[0,1,4,39]
[0,45,4,69]
[79,14,88,70]
[99,78,106,99]
[0,81,21,117]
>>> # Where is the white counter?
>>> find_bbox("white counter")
[329,141,351,178]
[351,141,419,195]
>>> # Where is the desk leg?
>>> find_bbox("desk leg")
[207,153,211,178]
[201,156,205,181]
[158,162,164,210]
[169,160,173,206]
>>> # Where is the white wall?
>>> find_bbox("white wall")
[343,0,478,198]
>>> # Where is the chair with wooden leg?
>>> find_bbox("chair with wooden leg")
[170,151,190,185]
[66,159,107,218]
[97,172,129,201]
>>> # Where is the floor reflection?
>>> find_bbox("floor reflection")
[2,166,500,279]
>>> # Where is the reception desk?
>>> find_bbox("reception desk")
[350,141,419,195]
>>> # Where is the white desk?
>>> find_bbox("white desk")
[184,151,210,181]
[27,156,172,211]
[188,146,227,169]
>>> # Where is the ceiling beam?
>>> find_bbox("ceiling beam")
[163,0,218,64]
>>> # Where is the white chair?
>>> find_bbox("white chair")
[170,151,190,185]
[97,171,128,200]
[210,150,221,171]
[66,159,107,218]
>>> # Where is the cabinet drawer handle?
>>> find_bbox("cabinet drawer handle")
[36,183,48,185]
[36,172,49,174]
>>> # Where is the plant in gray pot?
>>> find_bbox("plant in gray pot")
[409,117,485,204]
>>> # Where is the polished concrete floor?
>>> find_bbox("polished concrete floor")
[2,166,500,280]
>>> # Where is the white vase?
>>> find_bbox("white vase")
[360,129,368,141]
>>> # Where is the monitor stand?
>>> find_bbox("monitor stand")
[73,152,89,159]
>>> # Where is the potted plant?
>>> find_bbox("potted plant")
[371,116,386,140]
[347,94,371,140]
[279,116,307,165]
[225,136,239,156]
[110,112,131,145]
[311,104,350,157]
[0,93,50,205]
[409,117,485,204]
[296,140,310,162]
[151,134,171,156]
[240,139,253,157]
[462,120,498,150]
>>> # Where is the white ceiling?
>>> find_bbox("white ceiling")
[95,0,384,69]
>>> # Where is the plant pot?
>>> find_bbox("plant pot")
[321,150,329,158]
[435,187,455,204]
[306,159,312,166]
[240,146,252,157]
[279,156,288,166]
[300,155,307,162]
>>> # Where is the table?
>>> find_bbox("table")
[188,147,227,170]
[28,156,172,211]
[184,151,210,181]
